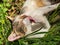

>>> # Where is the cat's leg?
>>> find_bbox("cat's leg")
[40,3,60,14]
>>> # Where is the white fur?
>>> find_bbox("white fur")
[23,18,32,35]
[43,0,51,5]
[21,0,60,38]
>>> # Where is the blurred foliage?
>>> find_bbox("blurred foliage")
[0,0,11,45]
[0,0,60,45]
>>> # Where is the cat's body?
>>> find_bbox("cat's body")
[7,0,60,41]
[20,0,60,37]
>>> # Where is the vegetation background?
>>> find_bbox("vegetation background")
[0,0,60,45]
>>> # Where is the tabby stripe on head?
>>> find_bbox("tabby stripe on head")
[20,15,27,19]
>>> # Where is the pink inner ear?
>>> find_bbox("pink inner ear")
[27,16,36,23]
[8,32,21,41]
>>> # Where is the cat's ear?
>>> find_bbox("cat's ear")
[6,16,15,22]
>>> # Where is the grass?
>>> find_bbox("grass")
[0,0,60,45]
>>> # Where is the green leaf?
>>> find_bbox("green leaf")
[3,8,8,13]
[6,3,11,7]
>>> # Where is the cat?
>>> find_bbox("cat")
[7,0,60,41]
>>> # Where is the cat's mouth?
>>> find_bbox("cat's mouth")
[8,31,24,41]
